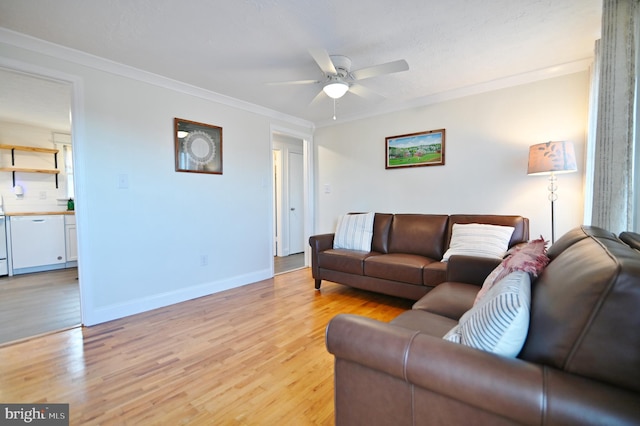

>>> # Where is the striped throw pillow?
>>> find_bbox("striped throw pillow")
[333,212,375,251]
[442,223,515,261]
[443,271,531,357]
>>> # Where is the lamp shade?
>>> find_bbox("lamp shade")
[527,141,577,175]
[323,81,349,99]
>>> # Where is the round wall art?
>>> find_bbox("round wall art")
[174,118,223,174]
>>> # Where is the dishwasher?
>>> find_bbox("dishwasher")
[9,215,66,271]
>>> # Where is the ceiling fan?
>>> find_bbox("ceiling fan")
[269,48,409,118]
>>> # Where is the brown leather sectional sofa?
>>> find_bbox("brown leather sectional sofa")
[326,226,640,425]
[309,213,529,300]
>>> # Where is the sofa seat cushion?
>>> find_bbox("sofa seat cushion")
[318,249,380,275]
[391,310,457,338]
[412,282,479,320]
[365,254,435,285]
[423,261,447,286]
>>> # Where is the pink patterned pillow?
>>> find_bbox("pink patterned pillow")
[473,237,550,305]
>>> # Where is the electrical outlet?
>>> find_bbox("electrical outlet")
[200,255,208,266]
[39,191,47,200]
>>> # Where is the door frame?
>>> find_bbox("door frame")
[270,125,314,270]
[0,57,87,325]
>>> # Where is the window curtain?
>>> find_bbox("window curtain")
[589,0,639,233]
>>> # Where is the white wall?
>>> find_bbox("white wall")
[0,35,313,325]
[314,72,590,242]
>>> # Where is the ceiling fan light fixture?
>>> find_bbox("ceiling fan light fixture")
[323,81,349,99]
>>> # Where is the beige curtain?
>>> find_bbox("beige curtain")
[590,0,639,233]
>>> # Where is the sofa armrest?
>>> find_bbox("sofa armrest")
[326,313,542,424]
[309,233,334,281]
[445,255,501,285]
[326,314,640,425]
[309,233,334,253]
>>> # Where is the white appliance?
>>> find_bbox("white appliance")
[0,216,7,276]
[0,196,6,276]
[10,215,65,271]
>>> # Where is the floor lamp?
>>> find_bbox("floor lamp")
[527,141,577,244]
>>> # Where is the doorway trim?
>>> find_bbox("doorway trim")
[0,57,87,326]
[270,125,314,271]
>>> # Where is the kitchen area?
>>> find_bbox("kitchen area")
[0,131,76,277]
[0,67,79,344]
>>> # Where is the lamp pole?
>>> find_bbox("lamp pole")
[548,172,558,244]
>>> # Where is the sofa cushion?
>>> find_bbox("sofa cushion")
[474,237,549,305]
[520,226,640,393]
[372,213,394,254]
[318,249,376,275]
[365,254,434,285]
[619,231,640,251]
[448,215,529,248]
[387,214,449,259]
[443,271,531,357]
[412,281,479,320]
[442,223,515,261]
[334,212,375,251]
[423,261,447,286]
[391,310,457,338]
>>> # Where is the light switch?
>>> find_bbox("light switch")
[118,174,129,189]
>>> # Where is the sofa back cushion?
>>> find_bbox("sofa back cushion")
[388,214,449,259]
[372,213,394,253]
[519,226,640,393]
[447,215,529,249]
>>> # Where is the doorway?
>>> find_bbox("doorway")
[0,64,82,344]
[272,130,311,274]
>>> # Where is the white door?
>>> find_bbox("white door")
[288,151,304,254]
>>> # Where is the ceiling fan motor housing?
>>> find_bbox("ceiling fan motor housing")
[329,55,352,78]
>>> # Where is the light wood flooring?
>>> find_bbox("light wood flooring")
[274,252,305,275]
[0,267,412,425]
[0,268,80,345]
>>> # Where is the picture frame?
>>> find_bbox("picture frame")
[385,128,445,169]
[174,118,223,174]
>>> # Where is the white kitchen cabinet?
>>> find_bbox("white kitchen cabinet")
[65,215,77,262]
[9,215,65,271]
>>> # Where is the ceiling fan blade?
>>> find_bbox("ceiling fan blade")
[308,89,326,106]
[349,83,384,100]
[266,79,319,86]
[351,59,409,81]
[309,48,337,75]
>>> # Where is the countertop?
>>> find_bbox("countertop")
[4,211,75,216]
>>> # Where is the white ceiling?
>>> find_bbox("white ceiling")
[0,0,602,128]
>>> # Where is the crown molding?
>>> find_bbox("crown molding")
[0,27,314,130]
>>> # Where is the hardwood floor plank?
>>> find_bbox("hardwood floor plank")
[0,268,412,424]
[0,268,80,345]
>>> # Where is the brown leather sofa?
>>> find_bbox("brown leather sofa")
[309,213,529,300]
[326,226,640,425]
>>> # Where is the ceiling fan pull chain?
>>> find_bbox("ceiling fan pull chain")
[333,98,337,120]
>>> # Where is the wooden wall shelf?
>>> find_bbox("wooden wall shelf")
[0,144,60,188]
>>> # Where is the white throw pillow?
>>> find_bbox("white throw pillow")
[443,270,531,357]
[333,212,375,251]
[442,223,515,261]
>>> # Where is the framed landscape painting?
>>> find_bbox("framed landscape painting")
[385,129,445,169]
